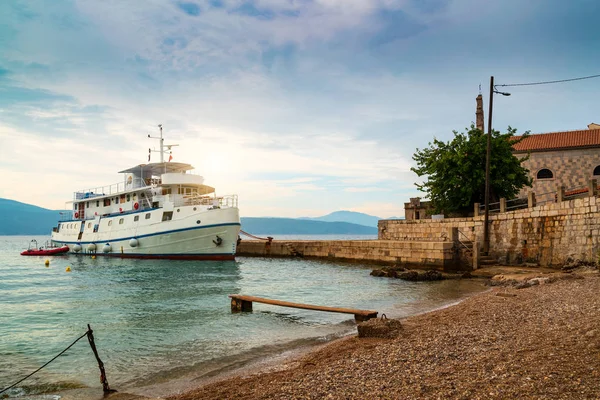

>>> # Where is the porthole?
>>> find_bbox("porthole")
[193,207,197,211]
[177,208,180,212]
[196,220,201,224]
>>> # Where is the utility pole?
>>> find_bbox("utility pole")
[483,76,494,255]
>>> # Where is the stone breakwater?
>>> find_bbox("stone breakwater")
[236,239,461,270]
[380,195,600,267]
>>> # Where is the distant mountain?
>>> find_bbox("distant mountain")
[0,198,63,235]
[299,210,382,228]
[240,217,377,235]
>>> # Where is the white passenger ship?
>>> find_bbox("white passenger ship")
[51,126,241,260]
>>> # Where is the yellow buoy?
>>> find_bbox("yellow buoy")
[45,259,50,266]
[91,255,96,259]
[65,266,71,272]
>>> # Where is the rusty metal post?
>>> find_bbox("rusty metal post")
[86,324,115,394]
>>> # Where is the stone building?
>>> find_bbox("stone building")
[404,197,433,220]
[512,128,600,202]
[475,94,600,203]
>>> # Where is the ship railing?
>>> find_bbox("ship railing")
[73,178,149,201]
[179,194,238,208]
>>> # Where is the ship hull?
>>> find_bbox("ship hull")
[51,207,240,260]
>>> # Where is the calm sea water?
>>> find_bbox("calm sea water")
[0,235,485,398]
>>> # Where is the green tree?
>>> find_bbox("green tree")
[411,125,532,215]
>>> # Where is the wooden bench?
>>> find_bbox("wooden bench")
[229,294,378,322]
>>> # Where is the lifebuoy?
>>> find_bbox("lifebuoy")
[134,202,139,210]
[119,208,123,213]
[74,212,79,218]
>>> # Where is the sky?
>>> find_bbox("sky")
[1,0,599,218]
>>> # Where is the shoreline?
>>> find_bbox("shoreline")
[163,268,600,399]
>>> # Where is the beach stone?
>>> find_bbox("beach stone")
[370,269,385,277]
[421,270,444,281]
[357,317,403,339]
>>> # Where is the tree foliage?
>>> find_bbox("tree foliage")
[411,125,532,215]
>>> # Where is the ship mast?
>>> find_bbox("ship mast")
[148,124,178,163]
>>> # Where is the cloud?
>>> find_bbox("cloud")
[0,0,598,219]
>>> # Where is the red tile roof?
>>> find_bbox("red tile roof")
[511,129,600,152]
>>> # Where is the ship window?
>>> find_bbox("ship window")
[145,213,151,220]
[108,220,112,226]
[88,223,91,228]
[119,218,124,224]
[126,194,131,202]
[74,204,78,210]
[162,211,173,221]
[86,202,90,208]
[134,215,139,222]
[141,192,145,198]
[537,168,554,179]
[96,200,100,207]
[132,193,137,199]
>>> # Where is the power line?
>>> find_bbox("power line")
[496,73,600,87]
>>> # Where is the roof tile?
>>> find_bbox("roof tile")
[512,129,600,152]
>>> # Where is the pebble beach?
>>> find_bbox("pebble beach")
[166,269,600,400]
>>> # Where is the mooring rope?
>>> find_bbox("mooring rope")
[0,329,90,395]
[239,229,271,241]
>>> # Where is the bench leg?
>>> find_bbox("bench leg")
[231,298,253,313]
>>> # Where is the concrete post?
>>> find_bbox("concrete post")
[589,179,597,197]
[472,235,480,270]
[528,192,536,208]
[557,186,565,203]
[474,203,480,217]
[499,198,506,213]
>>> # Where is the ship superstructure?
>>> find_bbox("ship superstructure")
[50,126,240,259]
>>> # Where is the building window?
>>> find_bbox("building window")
[145,213,151,220]
[594,166,600,176]
[536,168,554,179]
[134,215,139,222]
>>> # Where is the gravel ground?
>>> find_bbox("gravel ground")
[168,272,600,400]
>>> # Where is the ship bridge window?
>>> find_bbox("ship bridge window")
[126,194,131,202]
[162,188,172,195]
[96,200,100,207]
[74,204,78,210]
[162,212,173,221]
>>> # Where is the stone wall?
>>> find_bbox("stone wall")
[379,195,600,267]
[518,148,600,203]
[236,239,459,270]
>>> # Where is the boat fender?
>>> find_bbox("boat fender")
[66,266,71,272]
[88,243,97,252]
[73,244,82,253]
[103,243,112,253]
[134,202,139,210]
[213,236,223,246]
[45,259,50,266]
[129,238,139,248]
[75,212,79,218]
